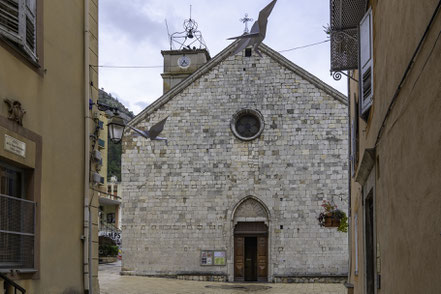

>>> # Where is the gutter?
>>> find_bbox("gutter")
[83,0,93,293]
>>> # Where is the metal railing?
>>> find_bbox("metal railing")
[0,194,36,271]
[99,221,121,246]
[0,272,26,293]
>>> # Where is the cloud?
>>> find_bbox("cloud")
[100,0,168,44]
[99,0,348,115]
[135,101,149,109]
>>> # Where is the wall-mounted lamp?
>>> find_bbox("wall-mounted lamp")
[107,113,125,144]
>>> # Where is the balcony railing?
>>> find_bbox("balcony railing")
[0,194,36,271]
[330,0,368,72]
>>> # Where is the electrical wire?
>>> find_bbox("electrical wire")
[375,0,441,146]
[277,39,330,53]
[94,65,163,69]
[91,39,330,69]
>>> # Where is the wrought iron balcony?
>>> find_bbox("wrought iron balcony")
[329,0,369,75]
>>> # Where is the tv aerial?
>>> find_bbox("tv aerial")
[165,5,207,51]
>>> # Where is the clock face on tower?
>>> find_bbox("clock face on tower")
[177,56,191,69]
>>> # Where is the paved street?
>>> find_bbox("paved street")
[99,261,345,294]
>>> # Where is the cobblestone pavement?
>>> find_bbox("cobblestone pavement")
[99,261,345,294]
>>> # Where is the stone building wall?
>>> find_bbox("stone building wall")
[121,47,348,281]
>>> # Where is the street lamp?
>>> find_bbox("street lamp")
[107,113,125,144]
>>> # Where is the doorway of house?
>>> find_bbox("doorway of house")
[234,222,268,282]
[365,193,375,294]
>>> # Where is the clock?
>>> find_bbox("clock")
[177,56,191,68]
[230,109,265,141]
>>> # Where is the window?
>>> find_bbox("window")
[230,109,265,141]
[113,185,117,194]
[245,48,252,57]
[359,8,373,120]
[0,0,38,62]
[0,163,35,271]
[106,213,115,224]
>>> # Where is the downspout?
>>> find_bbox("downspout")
[83,0,93,293]
[346,73,353,286]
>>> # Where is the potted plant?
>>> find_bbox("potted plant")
[318,200,348,233]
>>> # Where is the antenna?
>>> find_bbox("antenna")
[164,19,171,48]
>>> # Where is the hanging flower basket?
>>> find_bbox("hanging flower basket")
[318,200,348,232]
[323,213,340,227]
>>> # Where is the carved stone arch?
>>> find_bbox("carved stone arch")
[232,196,270,226]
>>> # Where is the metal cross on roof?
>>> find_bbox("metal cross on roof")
[240,13,254,33]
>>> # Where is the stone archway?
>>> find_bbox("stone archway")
[232,197,269,282]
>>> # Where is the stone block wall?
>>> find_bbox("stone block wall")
[121,50,348,281]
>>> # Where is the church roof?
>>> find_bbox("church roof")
[130,41,347,127]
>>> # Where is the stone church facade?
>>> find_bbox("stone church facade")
[121,43,348,282]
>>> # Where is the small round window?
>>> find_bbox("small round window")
[230,109,264,141]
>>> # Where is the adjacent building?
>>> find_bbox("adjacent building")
[0,0,100,293]
[329,0,441,293]
[122,42,349,282]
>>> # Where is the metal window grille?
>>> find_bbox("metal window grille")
[0,193,35,270]
[330,0,368,72]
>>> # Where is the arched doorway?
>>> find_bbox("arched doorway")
[232,197,269,282]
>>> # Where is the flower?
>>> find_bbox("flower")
[318,200,348,233]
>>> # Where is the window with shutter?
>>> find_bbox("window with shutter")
[0,0,21,42]
[359,8,373,120]
[23,0,36,59]
[0,0,37,62]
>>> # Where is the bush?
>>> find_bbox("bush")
[99,244,119,257]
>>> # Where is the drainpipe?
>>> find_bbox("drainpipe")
[346,73,352,285]
[83,0,93,293]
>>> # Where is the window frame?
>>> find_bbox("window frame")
[0,116,42,279]
[0,160,36,273]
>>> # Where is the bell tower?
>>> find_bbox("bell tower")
[161,10,210,94]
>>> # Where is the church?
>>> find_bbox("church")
[121,35,348,282]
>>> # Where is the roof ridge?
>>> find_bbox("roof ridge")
[129,42,347,127]
[259,44,348,104]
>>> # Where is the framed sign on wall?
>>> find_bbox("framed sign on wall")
[201,250,226,266]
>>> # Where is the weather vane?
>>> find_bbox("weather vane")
[240,13,253,33]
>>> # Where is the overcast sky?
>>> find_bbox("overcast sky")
[99,0,347,115]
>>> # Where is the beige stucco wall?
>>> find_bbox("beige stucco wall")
[349,1,441,293]
[0,0,99,293]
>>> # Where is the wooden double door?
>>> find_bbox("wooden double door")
[234,235,268,282]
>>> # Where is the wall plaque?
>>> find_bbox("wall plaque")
[201,250,226,266]
[214,251,226,265]
[4,134,26,158]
